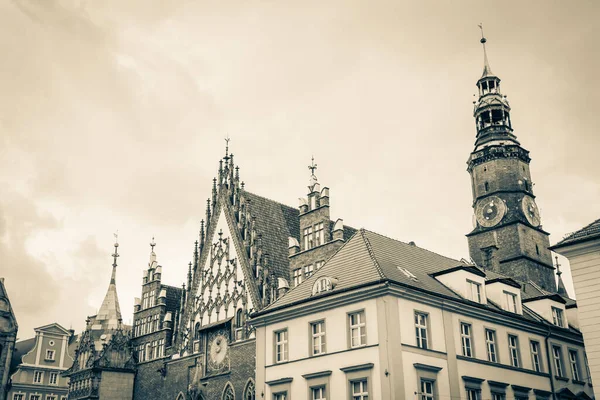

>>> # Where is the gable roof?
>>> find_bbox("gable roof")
[552,218,600,248]
[259,229,469,313]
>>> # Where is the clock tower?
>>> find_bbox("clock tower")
[466,31,556,292]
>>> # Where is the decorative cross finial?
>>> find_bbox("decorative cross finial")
[112,231,120,268]
[555,256,562,276]
[150,236,156,252]
[224,135,230,159]
[478,23,485,41]
[308,156,318,176]
[478,23,493,77]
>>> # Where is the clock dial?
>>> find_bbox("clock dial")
[521,196,541,227]
[475,196,506,228]
[209,333,228,367]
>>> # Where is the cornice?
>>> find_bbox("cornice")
[457,355,549,377]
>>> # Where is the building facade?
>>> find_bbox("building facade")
[64,240,136,400]
[551,219,600,399]
[8,323,74,400]
[0,279,18,400]
[131,146,355,400]
[252,35,594,400]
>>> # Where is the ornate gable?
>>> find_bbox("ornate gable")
[175,146,299,353]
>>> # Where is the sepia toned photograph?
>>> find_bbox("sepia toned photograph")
[0,1,599,400]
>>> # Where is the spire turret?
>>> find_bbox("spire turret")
[96,234,122,330]
[472,26,517,150]
[555,256,568,296]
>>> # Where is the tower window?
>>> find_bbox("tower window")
[483,167,487,172]
[484,182,489,192]
[535,244,539,256]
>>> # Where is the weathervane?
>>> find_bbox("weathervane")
[112,231,120,268]
[224,134,231,159]
[308,156,318,176]
[555,256,562,276]
[150,236,156,252]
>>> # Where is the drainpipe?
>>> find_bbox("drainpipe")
[544,326,557,400]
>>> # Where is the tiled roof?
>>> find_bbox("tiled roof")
[261,229,468,312]
[258,229,575,324]
[243,192,300,279]
[553,218,600,247]
[164,284,184,315]
[10,337,35,374]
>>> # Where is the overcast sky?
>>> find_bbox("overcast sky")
[1,0,598,338]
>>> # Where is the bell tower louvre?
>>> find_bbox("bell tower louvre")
[466,27,556,292]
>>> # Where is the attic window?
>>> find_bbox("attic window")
[397,266,418,281]
[312,277,337,295]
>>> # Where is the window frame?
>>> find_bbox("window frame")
[293,268,303,287]
[33,370,44,384]
[414,311,429,350]
[310,385,326,400]
[274,329,289,364]
[503,291,518,313]
[530,340,542,372]
[45,349,55,361]
[466,280,482,303]
[508,334,521,368]
[552,345,564,378]
[485,328,497,363]
[310,320,326,356]
[49,372,58,385]
[460,322,473,358]
[568,349,581,381]
[551,307,564,327]
[348,310,367,349]
[349,378,369,400]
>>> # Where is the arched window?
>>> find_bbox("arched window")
[222,382,235,400]
[194,322,201,340]
[243,379,255,400]
[236,309,243,327]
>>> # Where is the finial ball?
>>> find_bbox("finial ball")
[114,242,119,248]
[480,37,487,44]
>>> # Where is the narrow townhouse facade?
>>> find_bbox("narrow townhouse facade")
[0,279,18,400]
[8,323,74,400]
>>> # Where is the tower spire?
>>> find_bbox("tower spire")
[111,232,119,284]
[555,256,568,296]
[96,233,123,329]
[478,23,494,78]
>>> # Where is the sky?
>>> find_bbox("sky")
[1,0,598,338]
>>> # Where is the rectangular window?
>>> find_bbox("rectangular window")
[485,329,497,362]
[552,346,564,377]
[492,393,505,400]
[504,291,518,313]
[569,350,581,381]
[466,389,480,400]
[315,260,324,270]
[30,396,41,400]
[275,329,288,363]
[49,372,58,385]
[467,280,482,303]
[45,349,55,361]
[530,341,542,372]
[351,379,368,400]
[415,312,429,350]
[293,268,303,286]
[460,323,473,357]
[552,307,564,327]
[314,222,325,246]
[142,292,149,309]
[349,311,366,348]
[508,335,520,367]
[303,227,314,250]
[33,371,43,384]
[12,395,24,400]
[304,264,314,279]
[311,386,326,400]
[420,379,434,400]
[148,290,156,307]
[273,393,287,400]
[311,321,326,355]
[47,396,57,400]
[158,339,165,358]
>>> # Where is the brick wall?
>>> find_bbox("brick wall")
[99,371,135,400]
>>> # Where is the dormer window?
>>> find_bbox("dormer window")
[312,277,336,295]
[504,291,518,313]
[552,306,564,327]
[467,280,482,303]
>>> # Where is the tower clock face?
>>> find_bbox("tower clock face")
[521,196,541,227]
[475,196,506,228]
[209,333,228,368]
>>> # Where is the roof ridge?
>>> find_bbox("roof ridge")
[359,229,386,279]
[361,229,462,264]
[558,217,600,243]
